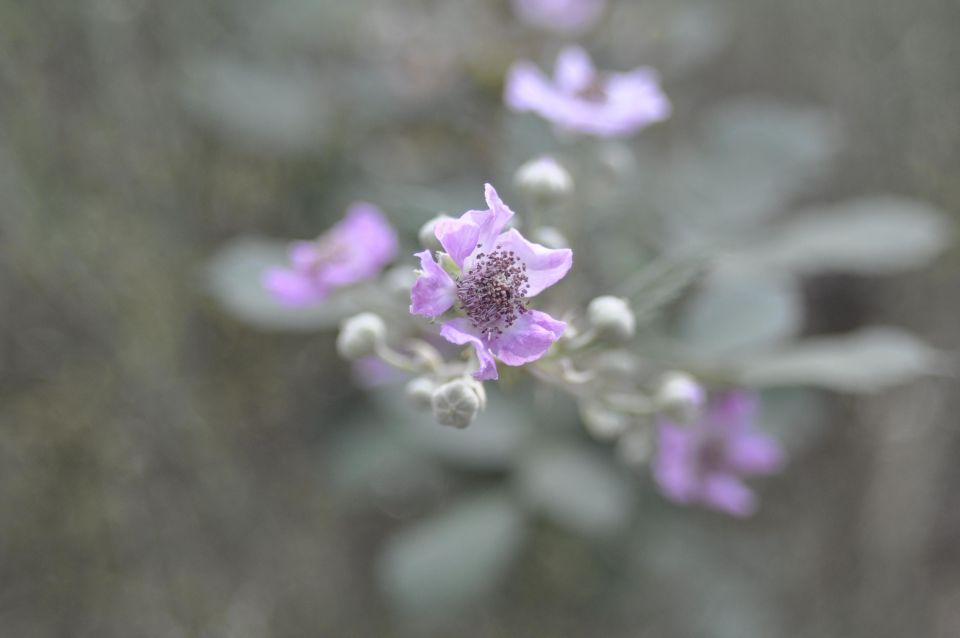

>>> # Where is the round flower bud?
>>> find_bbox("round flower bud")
[431,378,486,429]
[531,226,569,249]
[405,376,436,412]
[655,371,706,424]
[514,156,573,205]
[579,401,631,441]
[336,313,386,360]
[417,214,449,252]
[587,296,636,342]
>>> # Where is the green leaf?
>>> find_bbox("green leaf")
[618,253,708,323]
[736,327,945,393]
[515,444,634,539]
[732,197,952,275]
[377,492,527,616]
[205,237,357,331]
[679,274,802,358]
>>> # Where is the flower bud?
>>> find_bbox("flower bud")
[431,378,486,428]
[655,371,706,424]
[579,401,631,441]
[587,296,636,342]
[417,214,449,252]
[336,313,386,360]
[515,156,573,205]
[405,376,436,412]
[531,226,569,249]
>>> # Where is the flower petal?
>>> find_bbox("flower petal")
[322,203,398,285]
[554,46,595,94]
[495,228,573,297]
[653,421,699,503]
[434,185,516,269]
[288,241,319,270]
[439,318,499,381]
[410,250,458,318]
[504,60,559,113]
[701,474,757,517]
[479,184,517,251]
[489,309,566,366]
[708,390,758,434]
[726,433,785,476]
[262,267,326,305]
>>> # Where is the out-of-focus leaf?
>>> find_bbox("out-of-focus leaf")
[731,197,952,275]
[377,491,527,616]
[679,274,802,358]
[736,327,945,393]
[205,237,356,331]
[757,389,830,457]
[180,58,330,154]
[618,253,708,323]
[515,444,634,539]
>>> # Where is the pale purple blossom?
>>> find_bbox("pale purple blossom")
[263,203,397,305]
[511,0,606,35]
[505,46,671,137]
[653,391,785,517]
[410,184,572,381]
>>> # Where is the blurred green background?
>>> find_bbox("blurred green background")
[1,0,958,636]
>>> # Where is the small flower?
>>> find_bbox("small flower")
[510,0,606,35]
[653,391,785,517]
[263,203,397,305]
[410,184,572,381]
[505,46,670,138]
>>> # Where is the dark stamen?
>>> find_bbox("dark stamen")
[456,245,530,340]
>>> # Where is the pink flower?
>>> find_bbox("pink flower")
[263,203,397,305]
[653,391,786,517]
[505,46,670,138]
[510,0,606,35]
[410,184,572,381]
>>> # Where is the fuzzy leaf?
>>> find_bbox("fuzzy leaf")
[377,492,527,616]
[736,327,945,393]
[619,253,708,323]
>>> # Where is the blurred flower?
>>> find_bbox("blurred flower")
[410,184,572,381]
[653,391,785,517]
[510,0,606,35]
[505,46,670,137]
[263,203,397,305]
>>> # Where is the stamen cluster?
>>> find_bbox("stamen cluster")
[456,244,530,339]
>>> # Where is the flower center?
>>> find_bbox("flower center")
[696,436,728,475]
[456,243,530,340]
[576,77,608,103]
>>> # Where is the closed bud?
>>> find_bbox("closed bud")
[515,156,573,205]
[405,376,436,412]
[587,296,636,342]
[579,401,631,441]
[418,214,449,252]
[431,378,486,428]
[336,313,386,360]
[655,371,706,423]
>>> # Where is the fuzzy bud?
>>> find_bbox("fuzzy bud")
[417,214,449,252]
[587,296,636,342]
[655,372,706,424]
[336,313,386,360]
[405,376,436,412]
[515,156,573,205]
[431,378,486,428]
[579,401,631,441]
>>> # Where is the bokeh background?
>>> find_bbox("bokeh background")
[1,0,958,636]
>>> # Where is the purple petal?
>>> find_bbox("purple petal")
[554,46,595,94]
[653,421,699,503]
[495,228,572,297]
[434,215,481,269]
[410,250,458,318]
[289,241,320,270]
[322,203,398,285]
[726,433,785,476]
[504,61,558,113]
[604,68,672,128]
[439,318,499,381]
[262,267,326,305]
[708,390,758,434]
[511,0,606,34]
[479,184,516,253]
[489,309,566,366]
[701,474,757,517]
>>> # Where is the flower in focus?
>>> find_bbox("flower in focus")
[410,184,572,381]
[263,203,397,305]
[505,46,671,137]
[510,0,606,35]
[653,391,785,517]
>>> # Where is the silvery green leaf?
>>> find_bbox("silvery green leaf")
[180,58,330,154]
[679,274,802,358]
[732,197,952,275]
[736,327,946,393]
[205,237,355,331]
[515,444,634,539]
[377,492,527,616]
[757,389,830,457]
[618,253,708,323]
